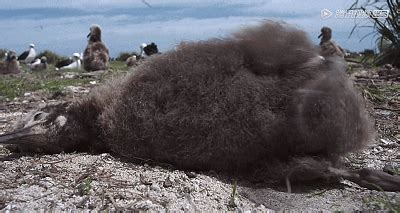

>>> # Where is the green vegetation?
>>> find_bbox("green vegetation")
[0,71,91,100]
[228,180,238,208]
[349,0,400,67]
[109,60,129,71]
[362,84,400,103]
[77,177,93,196]
[37,50,65,64]
[363,194,400,212]
[0,48,7,59]
[0,61,130,100]
[115,51,138,61]
[362,87,386,103]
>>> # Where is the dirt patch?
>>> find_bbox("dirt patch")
[0,153,269,211]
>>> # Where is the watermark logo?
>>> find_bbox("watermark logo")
[321,9,333,19]
[322,9,390,19]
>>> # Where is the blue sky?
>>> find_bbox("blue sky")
[0,0,378,57]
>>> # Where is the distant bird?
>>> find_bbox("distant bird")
[139,43,148,58]
[0,51,21,74]
[1,21,399,192]
[143,42,159,56]
[126,54,138,67]
[29,58,41,67]
[83,25,109,71]
[57,53,81,70]
[29,56,48,71]
[56,58,73,69]
[139,42,159,59]
[18,44,37,64]
[318,27,345,58]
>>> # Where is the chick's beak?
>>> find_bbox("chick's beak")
[0,122,46,145]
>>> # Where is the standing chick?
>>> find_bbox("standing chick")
[318,27,345,58]
[126,54,138,67]
[0,51,21,74]
[83,25,109,71]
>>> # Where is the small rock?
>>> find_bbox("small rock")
[185,171,197,178]
[183,186,191,194]
[136,184,148,192]
[380,138,398,148]
[163,176,174,188]
[192,183,200,192]
[38,177,54,189]
[75,196,90,208]
[65,86,89,94]
[150,183,161,192]
[56,202,66,209]
[380,138,393,144]
[88,203,96,209]
[140,174,152,185]
[45,197,55,202]
[134,200,154,210]
[63,72,77,79]
[384,64,393,70]
[376,110,391,116]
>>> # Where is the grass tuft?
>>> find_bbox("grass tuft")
[228,180,238,208]
[77,177,93,196]
[0,61,129,100]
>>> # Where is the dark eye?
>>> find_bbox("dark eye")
[33,112,44,121]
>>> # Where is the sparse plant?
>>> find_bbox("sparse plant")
[0,71,92,100]
[361,49,375,57]
[109,60,130,71]
[37,50,64,64]
[349,0,399,67]
[362,87,385,103]
[0,49,7,59]
[362,84,399,103]
[115,52,137,61]
[363,193,400,211]
[77,177,93,196]
[228,180,237,208]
